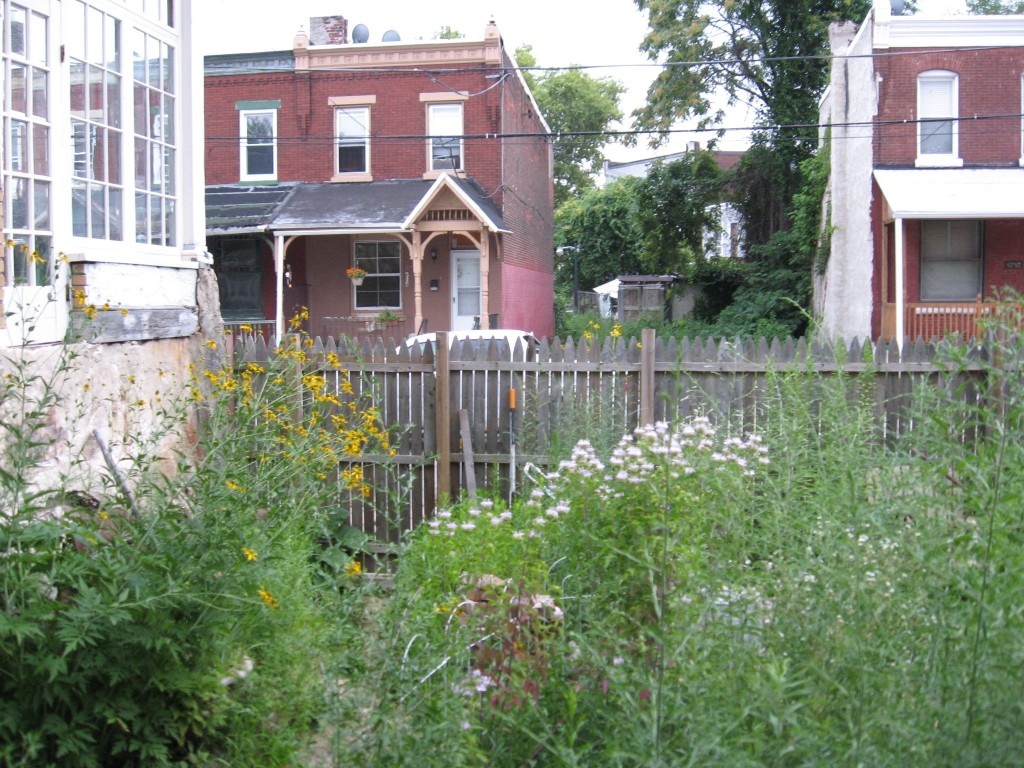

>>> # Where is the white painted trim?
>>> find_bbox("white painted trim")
[895,218,905,348]
[886,16,1024,48]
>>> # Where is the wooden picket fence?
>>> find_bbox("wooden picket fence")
[228,330,989,547]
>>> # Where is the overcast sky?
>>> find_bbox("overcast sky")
[195,0,968,158]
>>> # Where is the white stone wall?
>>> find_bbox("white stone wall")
[1,268,225,504]
[815,15,878,342]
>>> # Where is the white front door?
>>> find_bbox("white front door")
[451,250,480,331]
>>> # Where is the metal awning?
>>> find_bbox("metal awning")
[874,168,1024,219]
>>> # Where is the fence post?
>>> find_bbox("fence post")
[640,327,656,426]
[435,332,451,502]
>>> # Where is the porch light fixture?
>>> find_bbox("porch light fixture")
[431,248,438,262]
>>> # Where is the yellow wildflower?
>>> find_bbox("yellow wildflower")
[242,547,258,562]
[343,560,362,577]
[258,588,279,609]
[205,339,217,350]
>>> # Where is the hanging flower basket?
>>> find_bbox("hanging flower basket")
[346,266,368,286]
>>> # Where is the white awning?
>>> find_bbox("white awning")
[874,168,1024,219]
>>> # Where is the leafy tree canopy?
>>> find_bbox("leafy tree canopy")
[635,151,725,275]
[966,0,1024,11]
[516,45,626,207]
[433,26,464,39]
[553,177,645,294]
[632,0,871,139]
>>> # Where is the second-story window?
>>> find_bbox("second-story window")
[917,70,959,166]
[239,107,277,181]
[336,106,368,174]
[428,102,463,171]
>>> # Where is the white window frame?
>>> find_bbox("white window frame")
[353,240,402,310]
[335,106,369,177]
[328,95,374,181]
[919,220,982,301]
[423,95,465,176]
[916,70,961,168]
[239,108,277,181]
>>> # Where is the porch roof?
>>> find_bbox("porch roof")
[874,168,1024,219]
[265,177,508,235]
[205,183,299,234]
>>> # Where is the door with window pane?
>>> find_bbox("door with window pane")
[451,250,480,331]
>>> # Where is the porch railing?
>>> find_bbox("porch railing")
[882,297,995,341]
[224,319,276,341]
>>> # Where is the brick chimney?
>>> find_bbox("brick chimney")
[309,15,348,45]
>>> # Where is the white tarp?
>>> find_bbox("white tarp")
[874,168,1024,219]
[592,279,619,318]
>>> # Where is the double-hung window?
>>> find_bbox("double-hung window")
[336,106,368,174]
[329,96,373,181]
[920,220,981,301]
[427,101,463,172]
[239,106,277,181]
[353,241,401,309]
[917,70,960,167]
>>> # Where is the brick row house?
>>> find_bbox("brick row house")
[817,0,1024,342]
[204,17,555,341]
[2,1,211,482]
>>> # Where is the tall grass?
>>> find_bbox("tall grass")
[326,308,1024,766]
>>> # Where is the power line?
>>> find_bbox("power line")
[206,110,1024,146]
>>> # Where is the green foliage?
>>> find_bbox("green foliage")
[0,333,371,766]
[433,26,464,39]
[553,177,645,294]
[635,151,725,274]
[325,314,1024,764]
[966,0,1024,11]
[515,45,626,206]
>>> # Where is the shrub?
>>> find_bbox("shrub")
[0,328,379,766]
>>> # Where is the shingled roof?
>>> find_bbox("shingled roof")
[205,177,508,236]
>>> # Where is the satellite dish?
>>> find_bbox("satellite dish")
[352,23,369,43]
[382,29,401,42]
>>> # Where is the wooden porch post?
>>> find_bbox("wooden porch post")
[479,229,491,329]
[274,233,285,342]
[894,217,905,348]
[411,230,424,333]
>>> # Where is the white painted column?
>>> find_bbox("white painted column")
[894,217,905,349]
[274,233,285,342]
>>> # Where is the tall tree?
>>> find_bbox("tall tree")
[554,177,645,293]
[516,45,626,207]
[966,0,1024,11]
[632,0,870,243]
[635,151,725,274]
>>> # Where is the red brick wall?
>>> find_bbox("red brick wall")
[205,47,554,334]
[205,67,508,187]
[874,47,1024,167]
[494,50,554,332]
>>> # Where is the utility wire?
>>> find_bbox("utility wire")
[208,110,1024,145]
